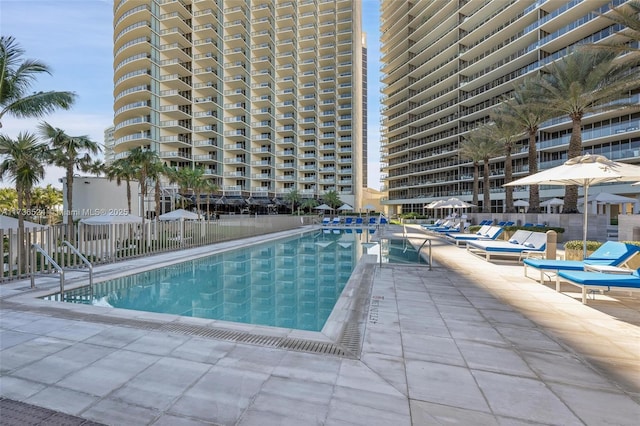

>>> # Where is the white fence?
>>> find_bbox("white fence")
[1,215,314,283]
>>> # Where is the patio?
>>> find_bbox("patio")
[0,225,638,425]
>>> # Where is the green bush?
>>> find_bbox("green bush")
[563,240,603,251]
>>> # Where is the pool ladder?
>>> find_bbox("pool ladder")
[400,226,432,270]
[30,242,93,300]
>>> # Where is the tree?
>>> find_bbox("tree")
[127,147,160,220]
[459,130,485,209]
[0,36,75,128]
[0,132,47,270]
[184,167,206,219]
[284,188,301,214]
[39,122,101,238]
[536,48,640,212]
[497,79,553,212]
[0,187,17,213]
[489,107,523,213]
[594,0,640,55]
[31,184,62,224]
[300,197,318,213]
[106,156,136,214]
[460,126,502,213]
[322,190,342,210]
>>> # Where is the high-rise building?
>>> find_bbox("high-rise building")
[103,125,116,165]
[380,0,640,214]
[113,0,364,209]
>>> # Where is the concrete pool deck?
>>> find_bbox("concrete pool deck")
[1,225,639,425]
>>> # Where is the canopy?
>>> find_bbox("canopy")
[513,199,529,207]
[363,204,375,210]
[80,213,143,225]
[0,215,47,229]
[439,197,475,209]
[540,197,564,206]
[424,200,446,209]
[337,203,353,211]
[579,192,638,205]
[314,203,333,211]
[158,209,199,221]
[505,154,640,256]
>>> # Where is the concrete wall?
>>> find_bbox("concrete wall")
[618,215,640,242]
[61,177,141,223]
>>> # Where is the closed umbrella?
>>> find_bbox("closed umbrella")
[505,154,640,256]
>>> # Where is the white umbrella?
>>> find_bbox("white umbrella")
[505,154,640,256]
[439,197,476,209]
[337,203,353,211]
[80,213,143,224]
[158,209,199,221]
[363,203,375,211]
[633,182,640,186]
[513,199,529,207]
[424,200,446,209]
[314,203,333,211]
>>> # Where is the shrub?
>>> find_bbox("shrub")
[504,225,565,234]
[563,240,603,251]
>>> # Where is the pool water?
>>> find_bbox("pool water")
[45,230,374,331]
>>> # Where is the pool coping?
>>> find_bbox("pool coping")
[0,226,376,358]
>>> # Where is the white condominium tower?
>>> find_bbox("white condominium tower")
[113,0,365,208]
[380,0,640,214]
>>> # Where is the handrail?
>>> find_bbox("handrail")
[31,244,65,296]
[418,238,433,271]
[62,241,94,289]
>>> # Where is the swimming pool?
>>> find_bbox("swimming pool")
[44,230,374,332]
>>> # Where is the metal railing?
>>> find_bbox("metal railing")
[31,244,65,296]
[62,241,93,290]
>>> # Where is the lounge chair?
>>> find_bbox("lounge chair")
[344,217,354,226]
[321,217,331,226]
[446,225,504,246]
[421,219,445,230]
[368,217,378,225]
[555,268,640,304]
[523,242,640,283]
[432,222,463,234]
[379,216,388,225]
[331,217,341,226]
[354,217,363,226]
[466,230,547,262]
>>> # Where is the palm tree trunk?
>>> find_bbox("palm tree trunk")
[527,130,540,213]
[126,180,132,213]
[564,117,583,213]
[472,161,479,210]
[155,179,161,219]
[504,147,513,212]
[17,187,26,273]
[483,157,491,213]
[65,166,75,241]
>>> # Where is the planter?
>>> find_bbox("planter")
[564,248,594,261]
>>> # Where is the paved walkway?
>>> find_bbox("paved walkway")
[1,226,639,425]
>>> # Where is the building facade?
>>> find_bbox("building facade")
[103,126,116,165]
[380,0,640,215]
[113,0,364,209]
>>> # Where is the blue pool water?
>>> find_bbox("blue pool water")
[45,230,377,331]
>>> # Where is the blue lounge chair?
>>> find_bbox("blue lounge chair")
[421,219,445,230]
[523,223,534,227]
[379,216,388,225]
[447,225,503,246]
[321,217,331,226]
[556,268,640,304]
[368,217,377,225]
[354,217,363,226]
[344,217,354,226]
[331,217,341,226]
[433,222,463,234]
[466,231,547,262]
[524,242,640,283]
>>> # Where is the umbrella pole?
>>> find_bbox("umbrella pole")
[583,184,589,258]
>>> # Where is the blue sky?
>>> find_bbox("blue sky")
[0,0,382,189]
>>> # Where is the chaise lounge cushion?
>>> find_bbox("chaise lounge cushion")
[557,269,640,288]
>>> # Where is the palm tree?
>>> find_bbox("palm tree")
[31,184,62,225]
[0,187,17,213]
[595,0,640,55]
[284,188,301,214]
[39,122,101,238]
[203,180,219,219]
[461,126,503,213]
[497,79,554,212]
[184,167,206,218]
[536,49,640,212]
[459,131,485,209]
[300,197,318,214]
[127,147,160,220]
[322,190,342,211]
[106,156,136,214]
[488,108,523,212]
[0,36,75,128]
[0,132,47,270]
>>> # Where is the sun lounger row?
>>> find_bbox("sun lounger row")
[520,241,640,304]
[321,216,388,226]
[445,225,504,246]
[466,230,547,261]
